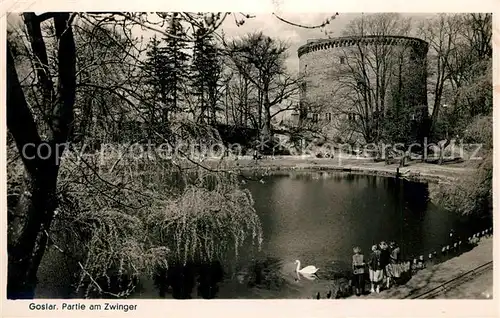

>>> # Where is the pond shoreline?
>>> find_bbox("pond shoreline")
[203,156,476,184]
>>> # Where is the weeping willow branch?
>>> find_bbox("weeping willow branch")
[43,229,128,298]
[33,137,264,298]
[145,185,262,265]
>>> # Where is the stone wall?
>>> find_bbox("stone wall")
[298,35,429,143]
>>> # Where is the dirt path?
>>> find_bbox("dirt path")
[439,266,493,299]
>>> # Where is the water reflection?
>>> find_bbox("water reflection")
[246,257,288,290]
[296,272,317,281]
[153,261,224,299]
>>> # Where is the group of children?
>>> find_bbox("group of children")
[351,241,410,296]
[315,228,492,299]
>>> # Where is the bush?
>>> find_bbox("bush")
[434,150,492,216]
[434,115,492,217]
[463,116,492,149]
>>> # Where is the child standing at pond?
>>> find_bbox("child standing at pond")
[368,245,383,293]
[386,241,402,287]
[379,241,391,289]
[352,246,365,296]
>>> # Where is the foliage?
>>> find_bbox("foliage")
[434,115,492,217]
[430,15,492,216]
[33,114,260,297]
[462,115,492,148]
[73,22,143,144]
[191,27,225,124]
[27,150,263,297]
[160,14,192,113]
[382,102,414,145]
[143,35,170,129]
[419,13,492,141]
[6,12,269,299]
[434,151,491,216]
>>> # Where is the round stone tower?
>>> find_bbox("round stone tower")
[297,35,429,143]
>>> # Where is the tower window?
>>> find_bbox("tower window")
[326,113,332,121]
[312,113,319,122]
[339,56,346,64]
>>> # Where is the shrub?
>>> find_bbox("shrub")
[434,115,492,217]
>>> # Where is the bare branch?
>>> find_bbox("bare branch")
[272,13,339,29]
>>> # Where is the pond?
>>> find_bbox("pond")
[36,171,489,299]
[212,171,486,299]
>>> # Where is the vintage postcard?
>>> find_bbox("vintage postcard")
[1,1,498,317]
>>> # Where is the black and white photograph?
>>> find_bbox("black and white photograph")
[4,9,494,306]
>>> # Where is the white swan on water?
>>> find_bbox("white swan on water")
[295,260,319,275]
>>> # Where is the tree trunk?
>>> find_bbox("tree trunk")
[8,168,59,298]
[225,85,229,125]
[261,90,272,150]
[7,12,76,299]
[244,78,249,127]
[438,139,451,165]
[7,44,60,299]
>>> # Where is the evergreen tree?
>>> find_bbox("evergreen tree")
[205,44,224,125]
[160,13,191,118]
[144,35,169,133]
[191,26,223,124]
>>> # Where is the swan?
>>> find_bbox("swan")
[296,272,317,281]
[295,260,319,275]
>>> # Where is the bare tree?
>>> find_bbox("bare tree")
[418,13,492,164]
[417,14,462,137]
[225,70,257,127]
[326,13,414,147]
[226,32,300,146]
